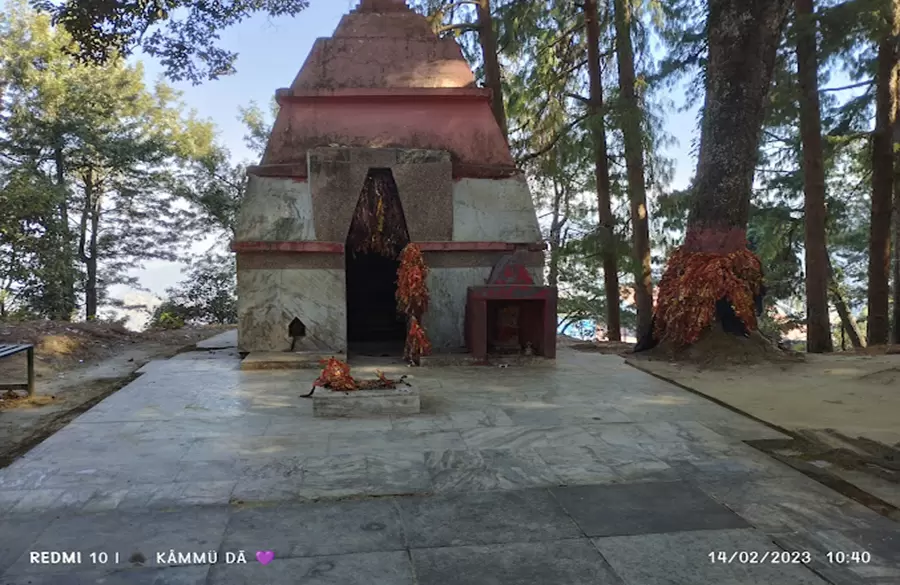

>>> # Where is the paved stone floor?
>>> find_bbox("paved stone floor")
[0,332,897,584]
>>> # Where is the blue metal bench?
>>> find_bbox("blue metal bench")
[0,344,35,396]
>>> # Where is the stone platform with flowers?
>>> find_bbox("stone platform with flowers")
[313,385,420,418]
[307,357,420,417]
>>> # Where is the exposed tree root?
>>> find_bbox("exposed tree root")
[634,323,802,368]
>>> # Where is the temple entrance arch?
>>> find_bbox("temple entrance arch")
[345,168,410,355]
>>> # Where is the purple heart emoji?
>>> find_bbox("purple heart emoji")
[256,550,274,565]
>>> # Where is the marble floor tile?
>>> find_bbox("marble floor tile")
[698,477,900,533]
[327,430,464,456]
[397,488,580,548]
[594,528,830,585]
[181,436,328,462]
[391,408,514,432]
[500,406,631,426]
[221,499,405,559]
[363,452,432,495]
[207,552,414,585]
[425,449,561,493]
[410,539,624,585]
[2,507,230,576]
[175,456,307,484]
[264,416,393,436]
[0,514,56,574]
[550,481,748,537]
[459,425,601,450]
[771,528,900,585]
[145,481,237,508]
[534,446,620,485]
[0,566,211,585]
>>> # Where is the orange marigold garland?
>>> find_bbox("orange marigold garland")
[308,358,408,394]
[653,246,764,347]
[404,317,432,365]
[396,243,429,318]
[312,357,357,391]
[396,244,432,364]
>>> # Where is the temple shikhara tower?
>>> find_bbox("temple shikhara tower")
[233,0,552,359]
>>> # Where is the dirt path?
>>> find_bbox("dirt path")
[0,325,234,468]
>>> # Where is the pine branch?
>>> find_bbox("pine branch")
[820,79,873,92]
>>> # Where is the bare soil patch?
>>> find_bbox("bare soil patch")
[626,349,900,446]
[633,326,804,368]
[568,341,635,355]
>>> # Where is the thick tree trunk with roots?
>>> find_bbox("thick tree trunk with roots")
[795,0,833,352]
[585,0,621,341]
[640,0,792,353]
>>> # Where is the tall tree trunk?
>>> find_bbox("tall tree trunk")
[830,284,866,350]
[893,162,900,343]
[868,22,898,345]
[78,170,100,320]
[684,0,791,252]
[86,198,101,321]
[795,0,833,352]
[476,0,507,140]
[827,255,865,348]
[547,177,566,287]
[585,0,621,341]
[892,65,900,344]
[647,0,792,350]
[53,144,77,321]
[612,0,653,341]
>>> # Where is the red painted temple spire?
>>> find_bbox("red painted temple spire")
[354,0,409,12]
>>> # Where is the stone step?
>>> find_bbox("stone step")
[240,351,346,370]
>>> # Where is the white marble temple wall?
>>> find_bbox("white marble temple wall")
[235,176,316,241]
[423,267,491,349]
[452,176,541,243]
[237,268,346,352]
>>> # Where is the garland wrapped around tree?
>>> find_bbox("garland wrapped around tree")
[636,0,791,360]
[653,246,764,347]
[396,243,431,364]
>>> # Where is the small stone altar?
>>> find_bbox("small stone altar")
[313,386,420,418]
[465,251,558,360]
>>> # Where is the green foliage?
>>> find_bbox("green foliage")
[238,99,278,157]
[151,254,237,328]
[0,4,218,319]
[30,0,310,83]
[150,306,187,330]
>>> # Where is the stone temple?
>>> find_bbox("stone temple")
[232,0,549,359]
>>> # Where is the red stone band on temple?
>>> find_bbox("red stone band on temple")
[230,242,547,254]
[246,162,522,181]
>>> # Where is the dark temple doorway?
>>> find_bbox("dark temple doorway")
[345,168,410,356]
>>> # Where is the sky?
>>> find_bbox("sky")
[108,0,700,310]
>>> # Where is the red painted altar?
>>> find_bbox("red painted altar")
[465,253,558,360]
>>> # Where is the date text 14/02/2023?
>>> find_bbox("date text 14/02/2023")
[708,551,872,564]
